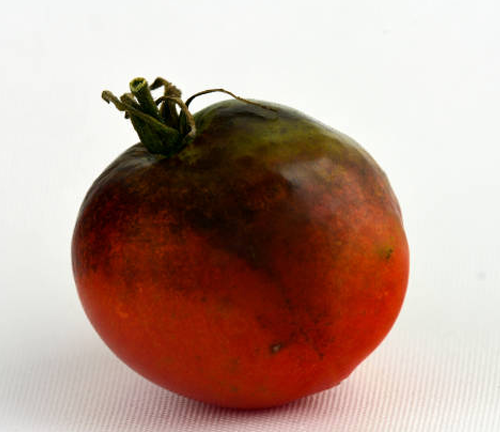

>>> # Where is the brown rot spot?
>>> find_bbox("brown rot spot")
[270,343,282,354]
[377,246,394,261]
[386,248,394,260]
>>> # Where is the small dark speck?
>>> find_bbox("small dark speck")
[477,271,486,281]
[270,343,282,354]
[386,248,394,260]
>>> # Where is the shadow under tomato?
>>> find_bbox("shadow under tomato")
[0,330,347,432]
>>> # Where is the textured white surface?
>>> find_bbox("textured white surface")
[1,0,500,430]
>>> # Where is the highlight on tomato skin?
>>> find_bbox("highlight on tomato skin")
[72,77,409,409]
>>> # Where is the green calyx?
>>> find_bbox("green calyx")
[102,77,277,157]
[102,77,196,157]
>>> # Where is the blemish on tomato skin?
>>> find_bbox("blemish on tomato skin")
[385,248,394,260]
[270,343,282,354]
[376,246,394,261]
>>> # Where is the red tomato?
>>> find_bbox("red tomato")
[72,78,409,409]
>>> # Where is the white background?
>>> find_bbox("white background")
[1,1,499,431]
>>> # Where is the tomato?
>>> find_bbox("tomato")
[72,78,409,409]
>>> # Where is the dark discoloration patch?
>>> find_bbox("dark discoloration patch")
[73,98,404,311]
[385,247,394,260]
[270,343,282,354]
[376,246,394,261]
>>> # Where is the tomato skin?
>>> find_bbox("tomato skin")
[72,100,409,409]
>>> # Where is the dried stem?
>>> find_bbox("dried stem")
[102,77,276,157]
